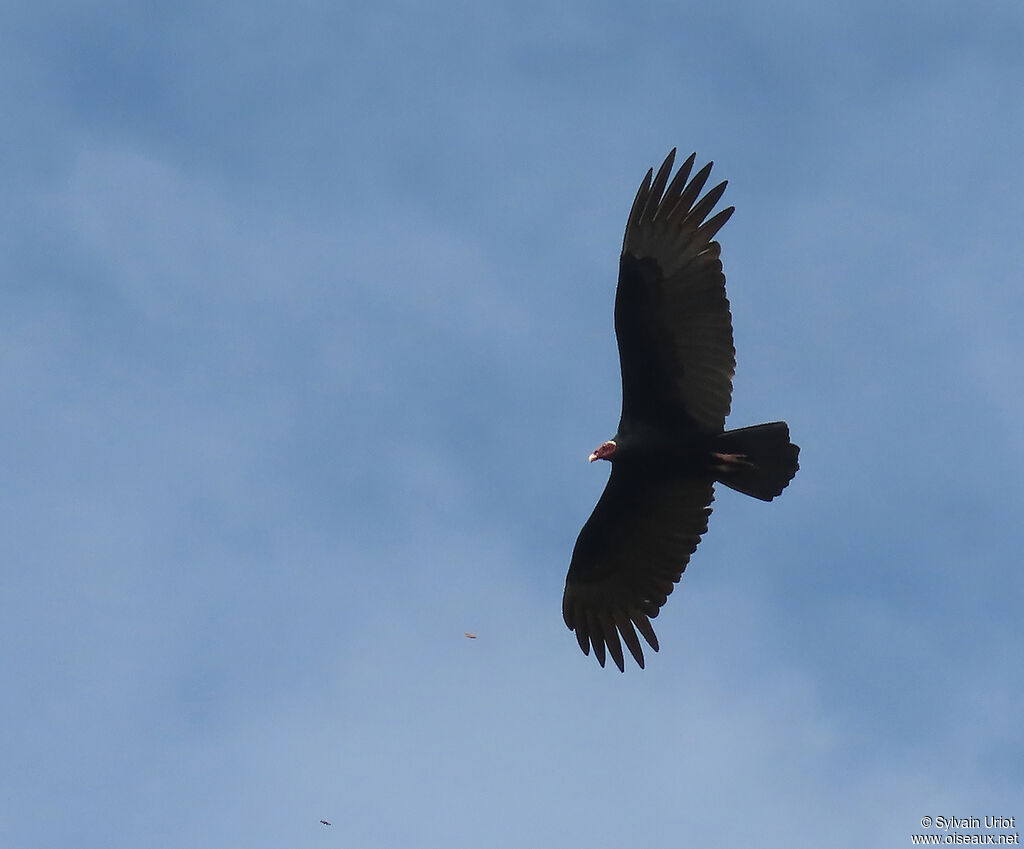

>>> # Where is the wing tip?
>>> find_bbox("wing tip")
[564,604,662,671]
[622,151,732,265]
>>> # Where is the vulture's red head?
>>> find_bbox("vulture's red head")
[588,440,617,462]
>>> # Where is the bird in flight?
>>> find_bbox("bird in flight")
[320,819,332,826]
[562,149,800,671]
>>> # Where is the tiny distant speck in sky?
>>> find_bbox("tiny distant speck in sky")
[320,820,331,826]
[464,632,478,639]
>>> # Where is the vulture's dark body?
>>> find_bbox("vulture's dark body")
[562,150,800,672]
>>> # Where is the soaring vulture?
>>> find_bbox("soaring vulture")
[562,149,800,671]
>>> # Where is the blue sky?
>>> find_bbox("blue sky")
[3,1,1022,846]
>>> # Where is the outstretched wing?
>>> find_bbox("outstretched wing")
[562,465,715,671]
[616,150,736,433]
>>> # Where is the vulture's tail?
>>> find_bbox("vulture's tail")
[711,422,799,501]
